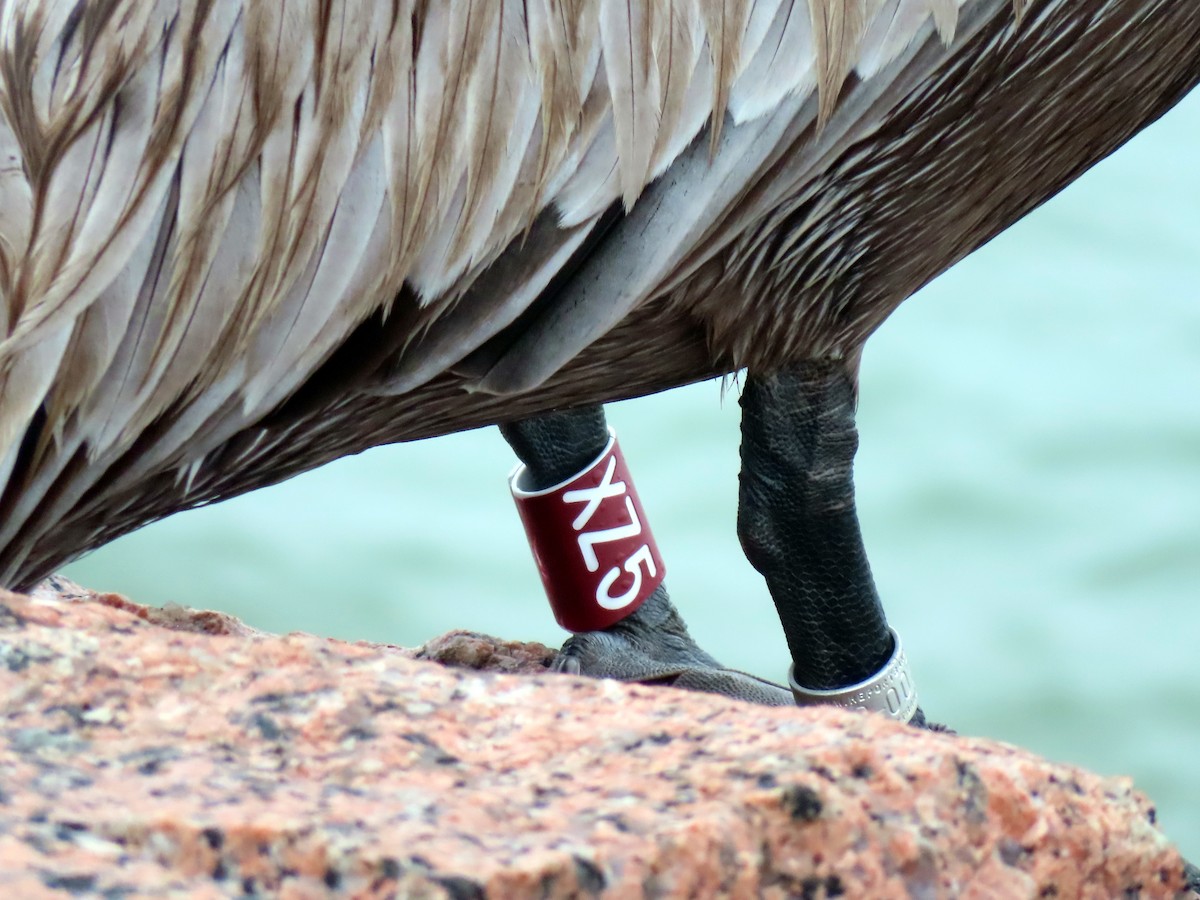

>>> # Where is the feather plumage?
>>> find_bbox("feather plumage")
[0,0,1145,587]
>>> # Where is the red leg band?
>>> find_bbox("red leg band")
[509,429,666,633]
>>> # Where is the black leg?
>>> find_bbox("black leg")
[738,361,928,725]
[501,405,793,706]
[737,363,891,687]
[500,406,611,490]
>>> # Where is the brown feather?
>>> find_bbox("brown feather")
[808,0,870,126]
[1,0,1196,591]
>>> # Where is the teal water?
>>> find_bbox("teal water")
[68,93,1200,858]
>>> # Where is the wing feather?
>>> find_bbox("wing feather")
[600,0,662,208]
[697,0,753,148]
[0,0,1004,554]
[729,1,816,123]
[808,0,872,125]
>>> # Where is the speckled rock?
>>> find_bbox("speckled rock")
[0,580,1191,899]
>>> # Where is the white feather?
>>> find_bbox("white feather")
[729,0,817,124]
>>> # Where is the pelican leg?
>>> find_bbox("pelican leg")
[737,361,930,727]
[500,407,794,706]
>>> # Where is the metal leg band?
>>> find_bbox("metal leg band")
[787,628,918,723]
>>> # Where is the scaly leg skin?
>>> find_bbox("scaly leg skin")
[500,406,794,707]
[737,360,933,729]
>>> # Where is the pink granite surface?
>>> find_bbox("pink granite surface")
[0,579,1191,899]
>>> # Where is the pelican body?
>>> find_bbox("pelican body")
[0,0,1197,593]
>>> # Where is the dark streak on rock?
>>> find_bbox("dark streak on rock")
[402,731,459,766]
[572,855,606,893]
[379,857,402,880]
[249,712,283,741]
[45,704,87,727]
[9,726,89,757]
[999,838,1030,867]
[599,813,631,833]
[435,874,486,899]
[532,784,565,808]
[0,603,26,630]
[251,691,310,711]
[40,872,97,894]
[124,745,181,776]
[800,874,846,899]
[955,759,988,826]
[1,643,31,671]
[54,820,88,841]
[782,784,823,822]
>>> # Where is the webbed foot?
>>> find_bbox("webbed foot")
[552,587,794,706]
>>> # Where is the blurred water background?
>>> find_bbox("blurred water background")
[67,92,1199,857]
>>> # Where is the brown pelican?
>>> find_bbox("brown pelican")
[0,0,1198,756]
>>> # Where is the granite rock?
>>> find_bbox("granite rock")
[0,579,1192,899]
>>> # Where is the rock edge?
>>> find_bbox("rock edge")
[0,581,1191,899]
